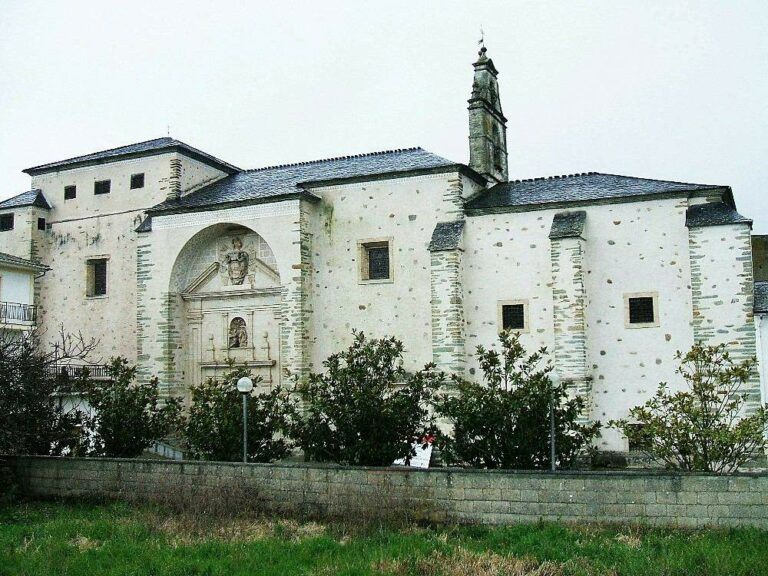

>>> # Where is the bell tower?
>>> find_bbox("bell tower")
[468,46,508,184]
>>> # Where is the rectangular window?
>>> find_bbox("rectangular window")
[0,213,14,231]
[624,292,659,328]
[86,258,108,297]
[359,239,392,282]
[130,173,145,189]
[94,180,111,195]
[497,300,529,333]
[37,218,46,231]
[64,185,76,200]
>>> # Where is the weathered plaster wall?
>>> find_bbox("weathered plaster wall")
[305,172,465,374]
[464,198,703,451]
[0,206,45,262]
[31,154,227,364]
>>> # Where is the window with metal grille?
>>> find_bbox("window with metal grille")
[64,185,76,200]
[360,240,391,281]
[94,180,111,195]
[0,213,13,231]
[501,304,526,331]
[628,297,655,324]
[86,258,108,297]
[37,218,46,231]
[130,173,145,189]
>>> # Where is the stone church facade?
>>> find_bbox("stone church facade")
[0,48,760,451]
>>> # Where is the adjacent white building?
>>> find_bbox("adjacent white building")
[0,48,760,452]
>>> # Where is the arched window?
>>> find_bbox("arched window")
[228,317,248,348]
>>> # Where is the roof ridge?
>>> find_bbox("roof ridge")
[509,172,597,184]
[26,137,173,169]
[243,147,425,173]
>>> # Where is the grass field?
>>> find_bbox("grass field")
[1,501,768,575]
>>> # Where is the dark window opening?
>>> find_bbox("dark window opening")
[37,217,46,231]
[87,258,108,297]
[628,297,655,324]
[94,180,111,195]
[64,185,77,200]
[130,173,145,189]
[367,246,390,280]
[501,304,526,331]
[0,213,14,231]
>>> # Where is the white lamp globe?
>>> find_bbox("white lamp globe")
[237,376,254,394]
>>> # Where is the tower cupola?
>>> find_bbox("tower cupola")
[468,46,508,183]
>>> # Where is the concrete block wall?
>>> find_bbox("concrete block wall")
[10,456,768,528]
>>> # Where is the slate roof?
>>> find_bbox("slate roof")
[755,282,768,314]
[149,148,457,214]
[136,216,152,233]
[428,220,465,252]
[0,251,49,272]
[23,137,240,176]
[549,210,586,239]
[466,173,725,212]
[685,202,752,228]
[0,189,51,210]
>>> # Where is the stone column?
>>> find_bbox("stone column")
[549,211,591,418]
[687,202,760,412]
[428,221,466,377]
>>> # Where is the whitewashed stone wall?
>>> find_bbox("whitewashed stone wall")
[29,153,227,363]
[304,172,468,374]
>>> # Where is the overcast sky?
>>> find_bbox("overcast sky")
[2,1,767,230]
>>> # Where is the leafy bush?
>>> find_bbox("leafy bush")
[0,328,92,456]
[291,330,442,466]
[436,331,600,469]
[83,357,182,458]
[184,367,295,462]
[610,343,767,473]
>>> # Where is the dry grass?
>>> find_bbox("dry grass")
[374,547,565,576]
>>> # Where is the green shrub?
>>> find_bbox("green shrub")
[610,343,767,473]
[0,329,90,456]
[184,367,295,462]
[436,331,600,469]
[84,357,182,458]
[291,330,441,466]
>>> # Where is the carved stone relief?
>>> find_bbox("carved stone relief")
[228,317,248,348]
[223,237,249,285]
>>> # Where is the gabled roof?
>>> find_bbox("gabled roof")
[685,202,752,228]
[149,147,458,214]
[0,251,49,272]
[0,189,51,210]
[466,172,726,212]
[23,137,240,176]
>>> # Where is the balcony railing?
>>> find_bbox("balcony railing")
[0,301,37,323]
[45,364,112,381]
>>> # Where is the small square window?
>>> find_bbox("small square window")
[130,173,145,189]
[64,185,76,200]
[625,293,659,328]
[86,258,108,297]
[94,180,111,195]
[0,213,14,231]
[37,218,46,231]
[359,239,392,282]
[498,300,529,333]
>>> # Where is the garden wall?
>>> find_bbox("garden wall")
[9,456,768,528]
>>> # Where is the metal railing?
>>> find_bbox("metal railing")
[0,301,37,323]
[45,364,112,381]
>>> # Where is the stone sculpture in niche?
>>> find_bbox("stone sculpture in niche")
[229,317,248,348]
[223,237,249,285]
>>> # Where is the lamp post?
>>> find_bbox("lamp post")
[549,372,561,473]
[237,376,254,463]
